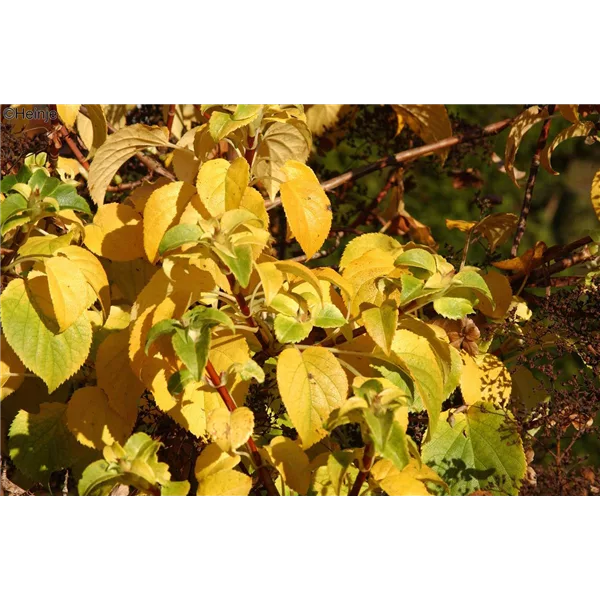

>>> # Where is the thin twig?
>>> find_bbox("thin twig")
[511,105,555,258]
[204,360,279,496]
[265,117,513,211]
[349,442,374,496]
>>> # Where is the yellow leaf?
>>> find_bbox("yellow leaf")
[263,436,311,494]
[342,249,396,316]
[493,241,547,274]
[172,148,199,184]
[476,271,513,319]
[196,470,252,496]
[96,330,144,422]
[88,124,171,205]
[194,442,240,478]
[504,106,550,187]
[339,233,402,268]
[196,158,229,217]
[84,203,145,261]
[45,256,92,332]
[226,157,250,210]
[362,300,398,355]
[56,246,111,319]
[446,219,477,233]
[240,187,269,228]
[460,352,512,407]
[305,104,344,136]
[143,181,198,263]
[274,259,324,304]
[57,104,81,129]
[128,177,172,214]
[280,161,332,259]
[371,458,445,496]
[56,157,84,180]
[392,105,452,162]
[76,105,107,158]
[557,104,580,123]
[277,346,348,449]
[592,169,600,223]
[66,386,135,449]
[256,260,285,306]
[1,334,25,400]
[207,406,255,454]
[541,121,595,175]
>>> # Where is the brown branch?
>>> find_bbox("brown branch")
[166,104,176,137]
[265,117,513,211]
[106,176,151,193]
[47,104,91,171]
[510,105,556,258]
[349,442,374,496]
[204,360,279,496]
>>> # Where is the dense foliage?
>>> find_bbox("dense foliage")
[1,103,599,496]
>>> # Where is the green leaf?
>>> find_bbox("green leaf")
[16,164,33,184]
[274,314,313,343]
[144,318,181,354]
[77,459,122,496]
[1,194,28,224]
[363,409,410,472]
[40,176,61,199]
[158,223,203,255]
[1,174,18,194]
[451,269,493,303]
[1,278,92,392]
[167,369,195,395]
[28,168,49,193]
[399,273,425,306]
[51,184,92,215]
[182,306,235,333]
[314,303,347,328]
[422,401,527,495]
[9,402,78,483]
[235,359,265,383]
[394,249,436,275]
[172,327,211,381]
[215,243,253,288]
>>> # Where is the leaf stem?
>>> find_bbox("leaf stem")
[349,442,374,496]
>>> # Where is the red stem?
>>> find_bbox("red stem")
[205,360,278,496]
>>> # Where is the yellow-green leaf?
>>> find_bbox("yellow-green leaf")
[1,278,92,392]
[1,333,25,400]
[362,300,398,355]
[276,346,348,449]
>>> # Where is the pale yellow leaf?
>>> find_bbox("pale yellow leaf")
[253,120,311,200]
[84,203,145,261]
[143,181,198,263]
[277,346,348,449]
[207,406,255,454]
[280,161,332,259]
[88,124,171,205]
[226,157,250,210]
[45,256,92,332]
